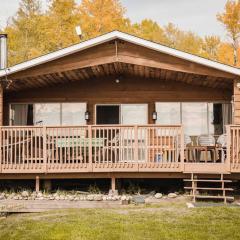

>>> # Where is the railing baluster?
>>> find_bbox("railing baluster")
[88,125,92,171]
[43,126,47,173]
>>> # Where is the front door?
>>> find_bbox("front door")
[96,105,120,125]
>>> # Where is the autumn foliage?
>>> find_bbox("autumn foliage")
[1,0,240,67]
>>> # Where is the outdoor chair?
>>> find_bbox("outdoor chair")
[216,134,227,163]
[183,135,195,162]
[197,135,216,162]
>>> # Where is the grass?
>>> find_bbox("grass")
[0,201,240,240]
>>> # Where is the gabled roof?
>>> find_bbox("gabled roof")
[0,30,240,78]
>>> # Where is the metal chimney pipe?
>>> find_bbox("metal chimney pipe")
[0,34,7,70]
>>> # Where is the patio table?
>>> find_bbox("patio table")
[186,146,217,163]
[55,137,105,148]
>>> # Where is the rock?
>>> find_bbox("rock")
[108,190,118,196]
[102,196,107,201]
[69,196,75,201]
[121,195,127,201]
[13,196,19,200]
[186,202,195,208]
[86,195,94,201]
[93,195,103,201]
[37,192,43,198]
[55,196,60,201]
[0,194,5,200]
[168,193,177,198]
[49,196,55,200]
[21,191,29,197]
[154,193,163,199]
[132,195,145,204]
[112,196,118,201]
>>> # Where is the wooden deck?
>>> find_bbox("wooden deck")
[0,125,239,175]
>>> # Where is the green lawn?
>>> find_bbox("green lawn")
[0,202,240,240]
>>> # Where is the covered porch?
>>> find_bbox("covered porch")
[0,31,240,176]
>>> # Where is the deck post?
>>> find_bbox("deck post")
[35,176,40,192]
[111,176,116,191]
[88,125,93,172]
[180,125,185,171]
[226,125,231,171]
[43,126,47,173]
[234,79,240,124]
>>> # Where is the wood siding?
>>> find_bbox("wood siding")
[4,76,232,125]
[234,79,240,124]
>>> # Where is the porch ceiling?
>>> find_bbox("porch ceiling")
[6,62,233,92]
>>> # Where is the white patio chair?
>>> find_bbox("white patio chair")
[217,134,227,163]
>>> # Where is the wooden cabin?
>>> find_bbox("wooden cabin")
[0,31,240,196]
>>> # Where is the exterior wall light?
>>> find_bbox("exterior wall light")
[85,111,90,121]
[152,111,157,121]
[237,82,240,89]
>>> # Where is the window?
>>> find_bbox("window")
[155,103,181,125]
[10,103,86,126]
[182,103,208,135]
[62,103,86,125]
[155,102,231,136]
[10,104,33,126]
[34,103,61,126]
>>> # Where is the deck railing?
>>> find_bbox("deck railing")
[228,125,240,171]
[0,125,184,173]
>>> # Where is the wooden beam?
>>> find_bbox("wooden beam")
[234,79,240,124]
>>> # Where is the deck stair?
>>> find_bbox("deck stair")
[184,173,234,204]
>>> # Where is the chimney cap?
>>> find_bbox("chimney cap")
[0,34,7,38]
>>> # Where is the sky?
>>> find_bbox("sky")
[0,0,229,40]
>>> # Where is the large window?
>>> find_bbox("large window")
[35,103,61,126]
[10,103,86,126]
[156,102,232,135]
[155,103,181,125]
[62,103,86,125]
[182,103,208,135]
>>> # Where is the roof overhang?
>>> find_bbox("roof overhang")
[0,30,240,79]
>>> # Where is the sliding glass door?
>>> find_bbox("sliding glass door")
[10,103,87,126]
[155,102,232,136]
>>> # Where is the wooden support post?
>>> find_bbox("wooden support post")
[88,125,93,172]
[180,125,185,171]
[111,176,116,191]
[35,176,40,192]
[43,126,47,173]
[233,79,240,124]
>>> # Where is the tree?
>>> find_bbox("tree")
[4,0,45,65]
[217,0,240,65]
[202,36,221,60]
[78,0,130,39]
[132,19,167,44]
[44,0,80,51]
